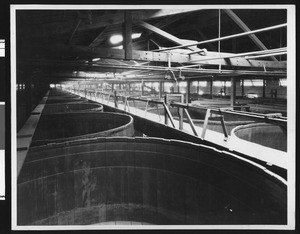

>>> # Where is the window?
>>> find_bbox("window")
[242,79,264,87]
[279,78,287,87]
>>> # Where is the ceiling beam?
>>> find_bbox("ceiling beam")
[89,26,108,47]
[136,21,199,52]
[18,44,286,69]
[67,18,82,44]
[142,11,191,38]
[222,9,278,61]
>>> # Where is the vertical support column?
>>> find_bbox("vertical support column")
[128,83,131,95]
[122,11,133,60]
[159,81,163,99]
[241,79,244,97]
[186,80,191,103]
[141,80,144,96]
[230,77,236,107]
[210,78,213,99]
[197,81,200,95]
[223,81,226,96]
[263,79,266,98]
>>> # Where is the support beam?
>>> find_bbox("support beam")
[263,79,266,98]
[123,11,133,60]
[159,81,163,99]
[241,79,244,97]
[186,81,191,103]
[230,77,236,107]
[210,78,213,99]
[138,12,191,42]
[223,9,277,61]
[195,29,217,51]
[136,21,199,52]
[89,26,108,48]
[20,44,287,69]
[141,80,144,96]
[68,19,82,44]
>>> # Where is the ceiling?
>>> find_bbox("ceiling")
[15,8,287,85]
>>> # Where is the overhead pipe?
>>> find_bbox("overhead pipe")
[245,51,287,60]
[179,47,287,68]
[153,23,287,52]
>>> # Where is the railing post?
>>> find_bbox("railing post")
[164,95,168,125]
[163,102,175,128]
[184,109,198,136]
[201,109,211,139]
[178,107,184,130]
[156,104,161,121]
[218,109,228,141]
[114,90,118,108]
[144,100,149,117]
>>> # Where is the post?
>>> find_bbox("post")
[241,79,244,97]
[114,90,118,108]
[210,78,213,99]
[141,80,144,96]
[128,83,131,95]
[122,11,133,60]
[230,77,236,107]
[186,80,191,103]
[159,81,163,99]
[263,79,266,98]
[201,109,211,139]
[164,95,168,125]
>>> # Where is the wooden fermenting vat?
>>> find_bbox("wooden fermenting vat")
[17,137,287,225]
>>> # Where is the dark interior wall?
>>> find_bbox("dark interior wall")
[0,58,4,101]
[17,78,49,131]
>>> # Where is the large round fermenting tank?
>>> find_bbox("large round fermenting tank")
[31,112,134,146]
[42,103,103,114]
[17,137,287,225]
[231,123,287,151]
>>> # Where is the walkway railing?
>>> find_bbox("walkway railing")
[67,87,287,142]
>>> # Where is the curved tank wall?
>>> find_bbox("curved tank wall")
[231,123,287,151]
[45,97,85,104]
[31,112,134,146]
[42,103,103,114]
[17,137,287,225]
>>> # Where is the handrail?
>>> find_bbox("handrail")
[70,88,287,132]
